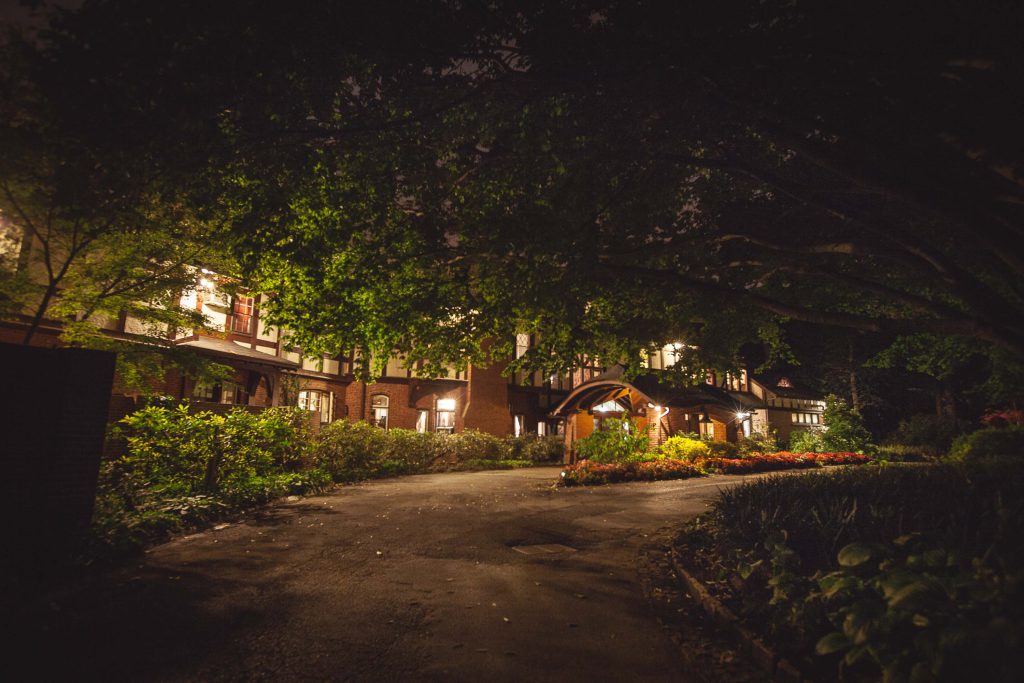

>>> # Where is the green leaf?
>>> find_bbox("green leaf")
[838,543,873,567]
[844,644,868,666]
[815,631,850,655]
[888,581,932,609]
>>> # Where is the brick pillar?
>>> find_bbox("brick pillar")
[462,344,511,436]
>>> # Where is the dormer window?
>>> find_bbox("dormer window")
[777,377,793,388]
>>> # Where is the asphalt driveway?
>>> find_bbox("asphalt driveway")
[14,467,761,682]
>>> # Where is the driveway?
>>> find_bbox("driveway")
[15,468,760,682]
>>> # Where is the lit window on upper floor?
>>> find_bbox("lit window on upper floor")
[231,295,255,335]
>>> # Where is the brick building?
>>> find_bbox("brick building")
[551,345,825,462]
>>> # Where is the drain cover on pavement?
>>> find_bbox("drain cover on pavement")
[511,544,578,555]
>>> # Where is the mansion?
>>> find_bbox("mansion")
[0,268,824,461]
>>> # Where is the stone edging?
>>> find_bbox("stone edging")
[670,549,807,683]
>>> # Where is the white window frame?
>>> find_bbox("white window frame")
[371,394,389,429]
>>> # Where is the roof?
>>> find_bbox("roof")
[176,337,300,369]
[749,372,824,400]
[551,366,764,417]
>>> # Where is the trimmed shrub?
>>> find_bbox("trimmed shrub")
[449,429,505,461]
[505,434,565,463]
[659,436,710,461]
[949,425,1024,462]
[383,428,440,470]
[315,419,389,481]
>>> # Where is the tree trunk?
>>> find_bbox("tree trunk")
[848,338,862,412]
[203,428,223,492]
[936,382,957,421]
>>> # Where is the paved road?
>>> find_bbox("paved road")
[16,468,759,682]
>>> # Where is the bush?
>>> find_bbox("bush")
[114,404,314,491]
[949,425,1024,462]
[820,395,873,453]
[737,428,779,456]
[789,428,825,453]
[574,416,650,463]
[658,436,710,461]
[505,434,565,462]
[887,412,966,455]
[706,440,739,458]
[692,463,1024,682]
[314,419,390,481]
[383,428,440,470]
[872,444,930,462]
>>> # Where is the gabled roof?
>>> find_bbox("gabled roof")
[749,372,823,400]
[551,365,762,417]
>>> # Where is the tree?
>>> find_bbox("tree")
[14,1,1024,385]
[820,395,873,454]
[0,16,228,389]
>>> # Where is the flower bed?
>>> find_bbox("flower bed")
[559,458,703,486]
[560,451,869,485]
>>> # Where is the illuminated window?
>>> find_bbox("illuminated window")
[416,410,428,433]
[220,381,242,405]
[193,380,215,401]
[436,398,456,433]
[298,390,333,423]
[515,333,530,359]
[231,295,255,335]
[371,394,389,429]
[514,414,525,437]
[592,400,623,413]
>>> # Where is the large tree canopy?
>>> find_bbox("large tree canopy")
[9,0,1024,381]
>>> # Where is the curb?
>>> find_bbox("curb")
[670,549,807,683]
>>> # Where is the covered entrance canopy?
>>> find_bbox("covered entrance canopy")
[551,365,762,462]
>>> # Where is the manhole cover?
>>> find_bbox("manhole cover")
[511,544,577,555]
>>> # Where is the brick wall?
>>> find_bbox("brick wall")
[345,379,468,432]
[464,360,511,436]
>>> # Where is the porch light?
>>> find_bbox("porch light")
[736,411,750,420]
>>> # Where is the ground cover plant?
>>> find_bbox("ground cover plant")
[676,464,1024,682]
